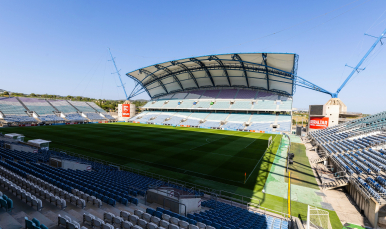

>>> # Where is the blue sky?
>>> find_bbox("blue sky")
[1,0,385,114]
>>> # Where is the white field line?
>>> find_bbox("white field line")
[244,139,257,148]
[190,136,227,150]
[245,134,280,183]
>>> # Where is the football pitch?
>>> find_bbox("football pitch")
[0,122,281,190]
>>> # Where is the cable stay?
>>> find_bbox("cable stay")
[108,48,129,100]
[332,26,386,98]
[295,26,386,98]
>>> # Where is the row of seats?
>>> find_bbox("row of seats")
[0,97,115,123]
[144,100,291,110]
[0,97,28,115]
[131,112,291,132]
[0,168,42,211]
[87,102,115,120]
[58,214,86,229]
[152,89,288,101]
[200,200,288,229]
[0,148,39,163]
[25,216,49,229]
[130,208,200,229]
[0,189,13,213]
[1,144,202,202]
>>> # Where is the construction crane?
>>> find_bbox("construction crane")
[108,48,128,99]
[296,26,386,98]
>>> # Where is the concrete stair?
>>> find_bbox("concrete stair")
[311,156,328,164]
[323,177,349,190]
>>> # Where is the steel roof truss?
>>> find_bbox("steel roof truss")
[231,54,249,87]
[189,58,215,87]
[171,61,200,89]
[139,68,168,94]
[208,55,231,86]
[155,64,184,90]
[262,53,270,90]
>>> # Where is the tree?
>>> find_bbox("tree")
[3,91,9,96]
[30,93,36,97]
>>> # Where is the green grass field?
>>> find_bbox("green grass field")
[0,123,342,228]
[0,123,281,189]
[285,142,319,189]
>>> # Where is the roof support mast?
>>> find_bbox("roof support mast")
[332,27,386,98]
[108,48,128,99]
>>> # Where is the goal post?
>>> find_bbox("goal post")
[307,205,332,229]
[268,136,272,148]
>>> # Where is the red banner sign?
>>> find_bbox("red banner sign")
[310,117,329,129]
[122,104,130,117]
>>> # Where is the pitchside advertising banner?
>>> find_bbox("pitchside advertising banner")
[122,104,130,117]
[309,117,329,129]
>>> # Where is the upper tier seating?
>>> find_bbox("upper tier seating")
[69,101,96,113]
[194,101,212,109]
[142,89,291,112]
[12,97,65,122]
[230,101,253,110]
[162,100,180,108]
[200,90,220,99]
[0,97,27,115]
[216,89,238,99]
[178,100,195,109]
[235,90,257,99]
[253,101,277,110]
[185,90,204,99]
[0,98,36,123]
[87,102,115,120]
[49,100,78,114]
[171,92,188,99]
[256,91,279,100]
[278,100,292,110]
[148,100,166,108]
[210,101,230,109]
[19,98,55,116]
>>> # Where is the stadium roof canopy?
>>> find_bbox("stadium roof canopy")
[126,53,298,99]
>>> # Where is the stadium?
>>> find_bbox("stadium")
[1,2,386,229]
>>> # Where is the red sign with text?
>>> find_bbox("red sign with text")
[122,104,130,117]
[310,117,329,129]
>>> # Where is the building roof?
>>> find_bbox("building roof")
[126,53,298,99]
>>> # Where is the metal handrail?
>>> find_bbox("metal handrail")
[163,197,187,217]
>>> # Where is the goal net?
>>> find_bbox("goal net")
[307,205,332,229]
